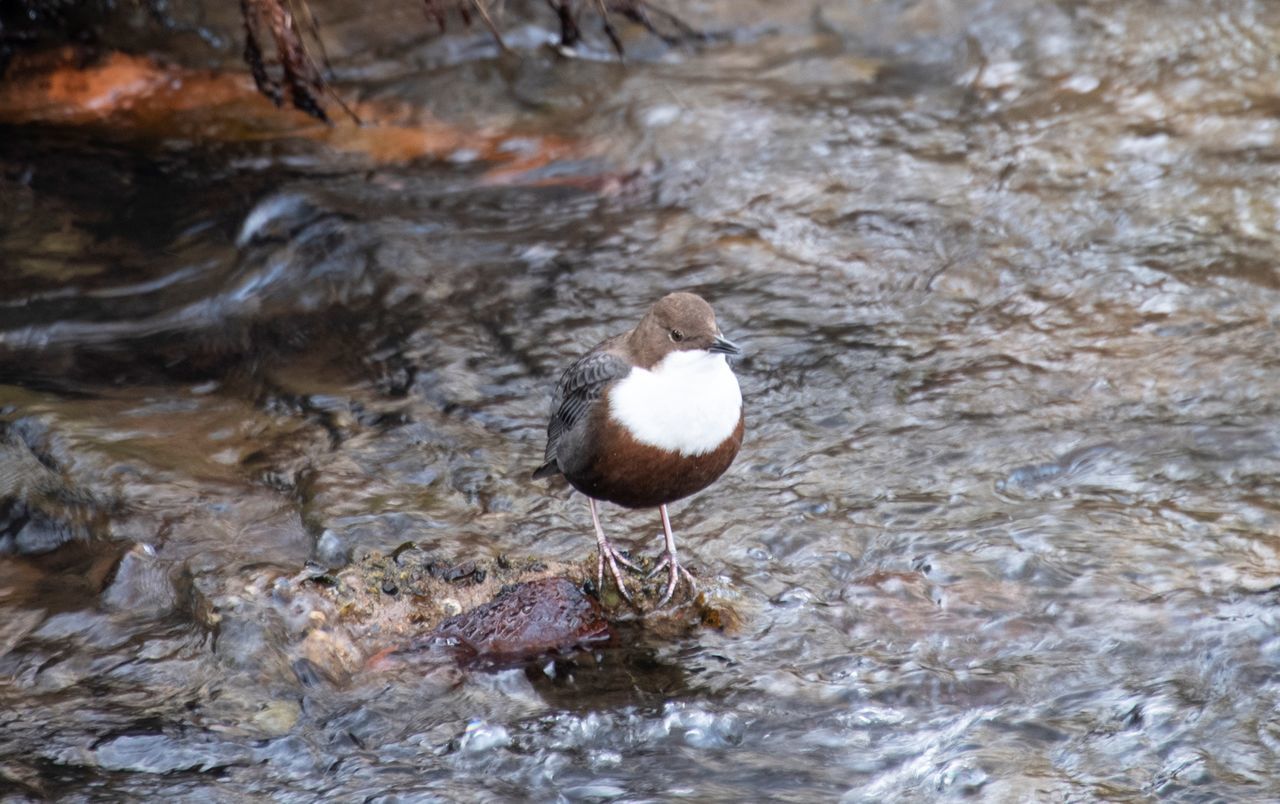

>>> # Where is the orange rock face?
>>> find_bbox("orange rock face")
[0,48,582,175]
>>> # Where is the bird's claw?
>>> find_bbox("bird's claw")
[650,551,697,607]
[596,542,636,602]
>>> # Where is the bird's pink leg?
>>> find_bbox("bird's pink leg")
[649,504,697,606]
[589,497,640,602]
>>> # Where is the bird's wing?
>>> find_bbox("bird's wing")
[534,348,631,478]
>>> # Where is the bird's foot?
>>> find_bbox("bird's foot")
[588,497,642,603]
[596,541,639,603]
[648,551,697,607]
[613,548,644,573]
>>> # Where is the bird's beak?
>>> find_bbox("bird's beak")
[709,334,742,356]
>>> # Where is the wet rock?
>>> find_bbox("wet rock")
[441,559,482,584]
[313,528,350,568]
[391,540,428,567]
[429,577,611,662]
[291,657,327,688]
[295,617,363,683]
[326,545,724,631]
[202,565,365,693]
[0,612,42,688]
[199,542,736,694]
[0,502,79,555]
[0,760,45,799]
[0,418,106,555]
[93,731,252,774]
[247,699,301,737]
[100,543,177,617]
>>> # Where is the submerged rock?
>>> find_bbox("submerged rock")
[0,418,108,556]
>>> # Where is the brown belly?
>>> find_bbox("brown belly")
[565,411,744,509]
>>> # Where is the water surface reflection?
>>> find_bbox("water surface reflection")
[2,1,1280,799]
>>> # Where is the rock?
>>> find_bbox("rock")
[247,699,301,736]
[100,543,177,616]
[429,577,611,662]
[430,578,609,660]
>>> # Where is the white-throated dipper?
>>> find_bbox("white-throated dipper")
[533,292,744,606]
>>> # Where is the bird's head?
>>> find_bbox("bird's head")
[630,291,740,369]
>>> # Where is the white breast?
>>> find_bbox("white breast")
[608,350,742,456]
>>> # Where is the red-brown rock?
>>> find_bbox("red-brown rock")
[433,577,611,661]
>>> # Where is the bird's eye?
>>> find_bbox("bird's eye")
[669,329,684,342]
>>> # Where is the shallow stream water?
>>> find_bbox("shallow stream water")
[3,1,1280,800]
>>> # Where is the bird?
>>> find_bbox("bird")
[533,291,744,607]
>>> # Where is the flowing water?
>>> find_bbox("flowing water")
[3,0,1280,800]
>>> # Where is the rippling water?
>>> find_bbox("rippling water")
[3,1,1280,800]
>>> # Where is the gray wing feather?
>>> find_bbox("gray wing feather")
[534,349,631,478]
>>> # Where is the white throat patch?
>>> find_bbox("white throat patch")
[608,350,742,456]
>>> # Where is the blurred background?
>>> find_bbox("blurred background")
[2,0,1280,799]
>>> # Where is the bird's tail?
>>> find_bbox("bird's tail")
[531,459,560,480]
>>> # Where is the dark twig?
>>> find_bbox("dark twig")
[422,0,449,31]
[612,0,704,45]
[240,0,365,124]
[287,0,361,123]
[422,0,507,52]
[541,0,702,55]
[237,0,704,120]
[594,0,624,56]
[546,0,582,49]
[469,1,510,53]
[267,0,329,123]
[242,0,283,106]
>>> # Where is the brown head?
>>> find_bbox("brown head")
[626,291,741,369]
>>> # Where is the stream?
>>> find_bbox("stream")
[3,1,1280,800]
